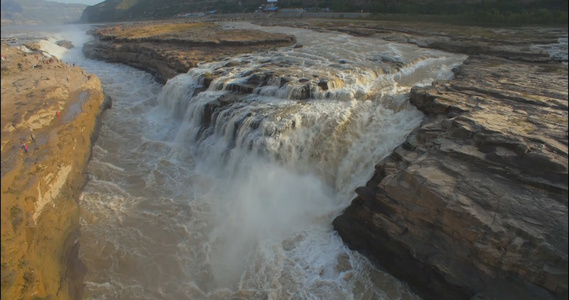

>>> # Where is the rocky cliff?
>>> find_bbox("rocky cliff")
[330,26,568,300]
[1,44,110,300]
[83,21,297,84]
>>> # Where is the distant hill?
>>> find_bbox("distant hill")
[79,0,568,24]
[79,0,263,23]
[1,0,87,25]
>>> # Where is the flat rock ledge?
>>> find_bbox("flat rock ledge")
[1,44,110,300]
[334,53,568,299]
[83,21,297,84]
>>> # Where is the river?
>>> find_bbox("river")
[2,22,468,299]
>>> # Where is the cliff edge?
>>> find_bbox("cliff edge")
[334,36,568,300]
[82,21,297,84]
[1,44,109,300]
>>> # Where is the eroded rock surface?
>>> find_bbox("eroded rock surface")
[334,54,568,299]
[1,44,109,300]
[83,21,297,84]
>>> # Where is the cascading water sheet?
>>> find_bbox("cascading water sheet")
[61,22,467,299]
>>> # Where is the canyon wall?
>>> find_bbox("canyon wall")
[333,54,568,300]
[1,44,110,300]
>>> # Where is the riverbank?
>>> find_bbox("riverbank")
[83,21,297,83]
[1,43,109,300]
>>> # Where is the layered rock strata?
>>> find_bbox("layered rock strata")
[83,21,297,84]
[1,44,109,300]
[333,54,568,299]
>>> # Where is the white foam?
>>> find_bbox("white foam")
[53,21,472,299]
[36,39,68,59]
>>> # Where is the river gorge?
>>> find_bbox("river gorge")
[1,18,567,300]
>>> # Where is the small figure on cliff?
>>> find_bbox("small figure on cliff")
[22,144,28,153]
[87,74,92,80]
[56,111,61,119]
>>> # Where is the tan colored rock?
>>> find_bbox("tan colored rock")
[1,43,108,300]
[83,21,297,83]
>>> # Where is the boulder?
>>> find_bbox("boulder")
[56,40,74,49]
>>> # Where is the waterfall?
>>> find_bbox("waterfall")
[53,22,467,299]
[157,44,464,193]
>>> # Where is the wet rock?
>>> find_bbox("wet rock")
[291,84,312,100]
[279,77,290,88]
[56,40,74,49]
[317,80,329,91]
[202,94,241,129]
[102,95,113,110]
[200,73,215,89]
[226,83,256,94]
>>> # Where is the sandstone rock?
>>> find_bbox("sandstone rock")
[334,54,568,300]
[83,22,296,84]
[1,44,109,300]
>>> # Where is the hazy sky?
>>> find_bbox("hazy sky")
[46,0,103,5]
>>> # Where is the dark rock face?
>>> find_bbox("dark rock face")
[334,55,568,300]
[56,40,74,49]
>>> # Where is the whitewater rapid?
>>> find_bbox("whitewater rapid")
[4,22,470,299]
